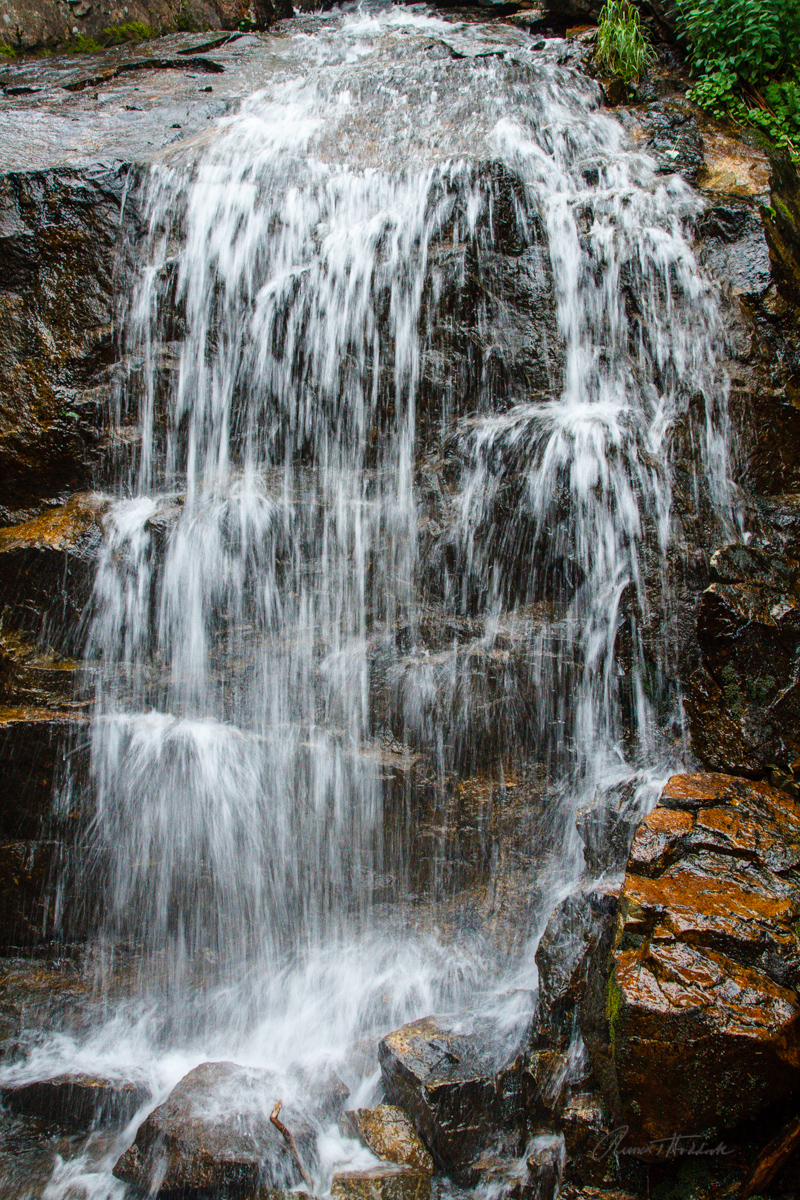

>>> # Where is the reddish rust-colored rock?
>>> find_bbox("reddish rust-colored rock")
[600,772,800,1146]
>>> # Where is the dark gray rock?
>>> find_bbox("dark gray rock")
[1,1072,150,1130]
[535,885,619,1023]
[684,549,800,776]
[378,1015,524,1184]
[698,202,772,296]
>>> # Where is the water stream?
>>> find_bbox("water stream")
[1,6,739,1196]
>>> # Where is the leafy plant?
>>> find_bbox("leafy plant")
[596,0,656,84]
[101,21,159,46]
[679,0,800,86]
[679,0,800,158]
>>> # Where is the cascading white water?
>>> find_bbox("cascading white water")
[0,7,741,1197]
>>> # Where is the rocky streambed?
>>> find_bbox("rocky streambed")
[1,6,800,1200]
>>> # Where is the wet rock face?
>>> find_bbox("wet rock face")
[0,493,108,657]
[601,772,800,1144]
[0,1073,149,1130]
[763,155,800,314]
[0,169,127,517]
[684,543,800,775]
[113,1061,317,1194]
[378,1016,524,1184]
[536,884,619,1026]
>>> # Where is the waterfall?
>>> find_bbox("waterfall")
[3,7,739,1197]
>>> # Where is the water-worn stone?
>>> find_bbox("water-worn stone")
[1,1072,150,1130]
[331,1165,432,1200]
[113,1060,317,1193]
[378,1015,524,1183]
[341,1105,434,1173]
[0,709,88,839]
[684,544,800,775]
[521,1136,564,1200]
[598,772,800,1145]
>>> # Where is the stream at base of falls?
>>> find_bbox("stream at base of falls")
[0,6,739,1197]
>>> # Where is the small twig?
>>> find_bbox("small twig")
[270,1099,314,1191]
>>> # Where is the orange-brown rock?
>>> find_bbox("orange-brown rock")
[341,1106,434,1174]
[601,772,800,1145]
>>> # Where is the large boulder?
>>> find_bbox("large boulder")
[378,1016,524,1184]
[595,772,800,1144]
[113,1061,318,1194]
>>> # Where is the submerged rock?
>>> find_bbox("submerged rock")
[599,772,800,1144]
[378,1015,523,1183]
[113,1061,317,1193]
[341,1106,433,1174]
[0,1072,149,1130]
[331,1164,432,1200]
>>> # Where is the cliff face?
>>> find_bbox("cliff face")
[0,0,290,54]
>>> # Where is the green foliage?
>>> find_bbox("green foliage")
[65,20,159,54]
[596,0,655,83]
[720,663,744,718]
[606,972,622,1056]
[679,0,800,86]
[679,0,800,158]
[0,41,16,58]
[68,34,103,53]
[101,21,160,45]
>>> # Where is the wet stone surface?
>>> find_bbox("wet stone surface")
[379,1015,525,1183]
[602,772,800,1145]
[113,1060,318,1193]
